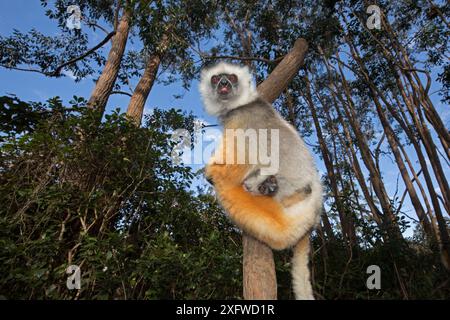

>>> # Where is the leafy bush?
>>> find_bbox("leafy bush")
[0,96,242,299]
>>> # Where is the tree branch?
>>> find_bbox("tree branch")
[111,90,132,97]
[0,65,48,75]
[257,38,309,103]
[84,21,111,35]
[52,31,116,76]
[201,55,284,65]
[1,31,116,78]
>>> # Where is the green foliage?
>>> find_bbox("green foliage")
[0,96,242,299]
[311,234,450,299]
[1,0,449,300]
[0,28,105,80]
[0,96,448,299]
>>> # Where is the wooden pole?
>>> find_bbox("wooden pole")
[242,38,308,300]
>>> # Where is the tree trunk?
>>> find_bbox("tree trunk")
[320,50,403,239]
[312,77,384,227]
[126,34,169,126]
[242,236,277,299]
[336,57,434,241]
[241,38,308,300]
[335,58,396,228]
[257,39,308,103]
[126,55,161,125]
[382,19,450,160]
[87,10,131,116]
[340,22,450,267]
[302,74,353,246]
[389,93,438,237]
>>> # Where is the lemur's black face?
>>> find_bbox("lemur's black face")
[211,73,238,99]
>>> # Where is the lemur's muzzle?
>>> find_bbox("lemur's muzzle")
[218,79,232,95]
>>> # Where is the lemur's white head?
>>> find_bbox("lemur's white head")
[199,62,259,117]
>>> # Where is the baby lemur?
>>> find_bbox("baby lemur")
[200,62,323,300]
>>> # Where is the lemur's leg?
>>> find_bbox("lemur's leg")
[205,163,317,250]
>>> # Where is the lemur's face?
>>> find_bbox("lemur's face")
[210,73,238,100]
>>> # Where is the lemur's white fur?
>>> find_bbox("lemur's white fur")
[200,62,322,300]
[199,62,258,117]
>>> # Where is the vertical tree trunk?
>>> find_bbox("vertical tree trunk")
[336,61,397,228]
[126,55,161,125]
[392,76,449,222]
[87,10,131,116]
[242,38,309,299]
[340,24,450,268]
[381,19,450,160]
[320,50,402,239]
[242,236,277,299]
[302,74,354,246]
[388,93,437,235]
[126,34,169,126]
[336,58,435,240]
[312,79,384,227]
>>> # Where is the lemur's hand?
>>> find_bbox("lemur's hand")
[205,175,214,186]
[204,164,214,185]
[204,161,222,185]
[243,174,278,196]
[257,175,278,196]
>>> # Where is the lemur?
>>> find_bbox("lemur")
[199,62,323,300]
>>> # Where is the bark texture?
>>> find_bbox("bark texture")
[87,11,131,115]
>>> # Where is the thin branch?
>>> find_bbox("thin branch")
[84,21,111,35]
[436,145,450,167]
[400,67,432,96]
[2,31,116,77]
[201,55,284,65]
[395,170,423,217]
[52,31,116,76]
[111,90,132,97]
[0,65,48,75]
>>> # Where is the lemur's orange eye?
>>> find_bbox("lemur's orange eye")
[228,74,238,83]
[211,75,220,84]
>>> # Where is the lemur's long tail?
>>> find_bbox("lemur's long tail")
[291,235,315,300]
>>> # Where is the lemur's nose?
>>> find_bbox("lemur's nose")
[220,79,229,86]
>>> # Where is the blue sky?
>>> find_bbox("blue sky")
[0,0,213,123]
[1,1,448,237]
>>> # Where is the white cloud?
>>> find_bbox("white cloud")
[62,69,77,80]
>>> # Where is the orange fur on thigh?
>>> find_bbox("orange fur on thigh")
[205,163,250,186]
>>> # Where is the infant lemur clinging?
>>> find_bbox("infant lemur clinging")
[200,62,323,300]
